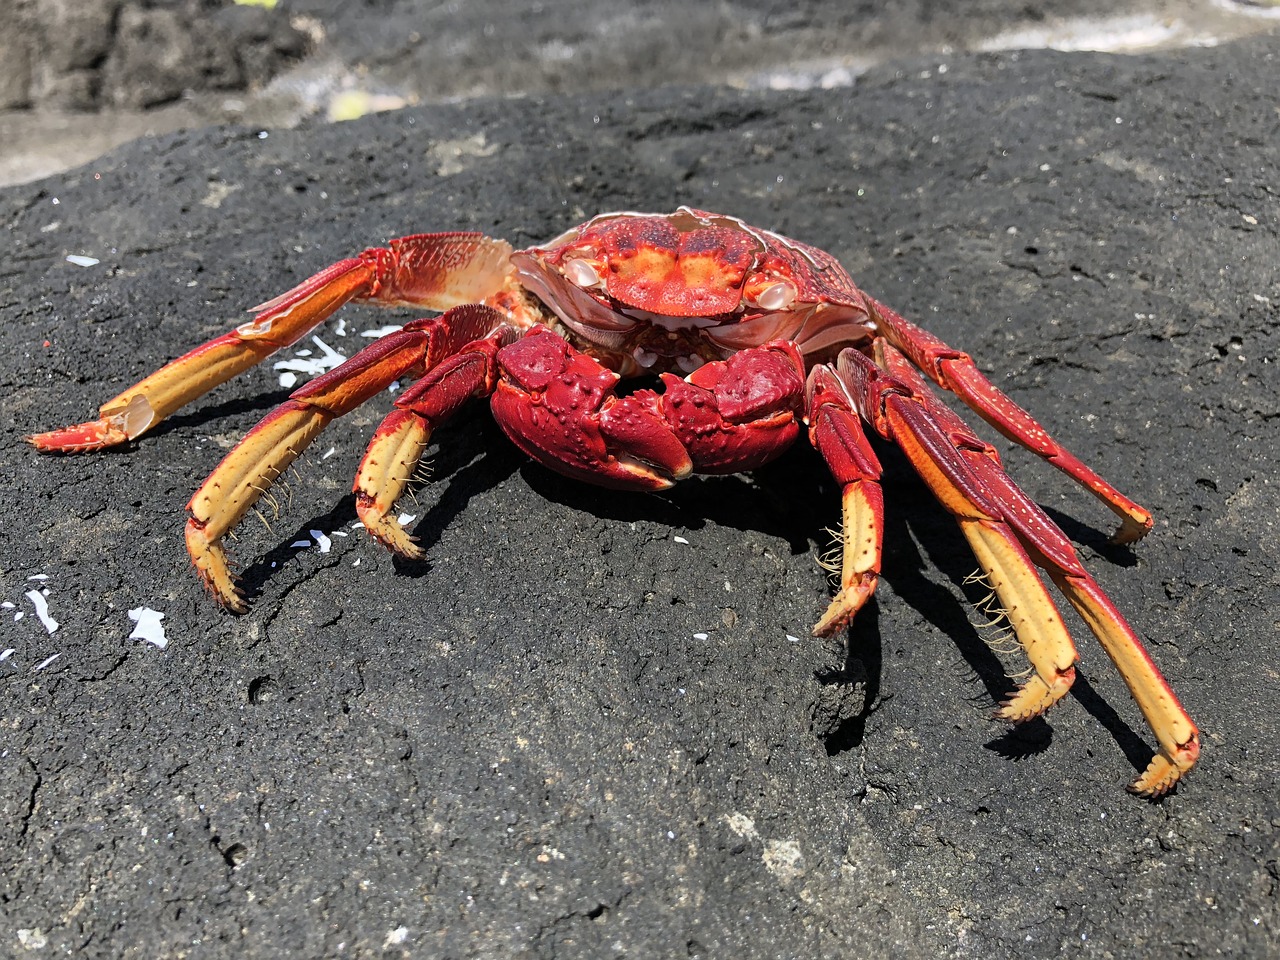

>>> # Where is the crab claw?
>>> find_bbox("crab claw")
[491,328,694,491]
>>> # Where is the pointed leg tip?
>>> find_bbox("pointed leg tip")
[1109,512,1154,546]
[1127,735,1200,798]
[357,512,424,560]
[220,590,250,615]
[28,421,121,453]
[993,667,1076,723]
[1127,768,1179,799]
[186,519,247,611]
[812,578,876,638]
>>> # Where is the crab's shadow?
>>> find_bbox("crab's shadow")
[870,441,1158,783]
[230,400,1158,784]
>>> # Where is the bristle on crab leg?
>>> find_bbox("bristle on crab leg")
[354,408,433,558]
[869,297,1153,545]
[957,517,1079,719]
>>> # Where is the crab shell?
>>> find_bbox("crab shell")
[513,208,871,376]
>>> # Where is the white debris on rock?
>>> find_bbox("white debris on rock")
[383,927,409,948]
[361,324,404,339]
[273,334,349,387]
[311,529,333,554]
[24,590,59,634]
[128,607,169,650]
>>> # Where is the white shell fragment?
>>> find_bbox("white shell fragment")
[65,254,100,267]
[24,590,59,634]
[361,324,404,339]
[128,607,169,650]
[310,529,333,554]
[673,536,690,545]
[273,334,349,387]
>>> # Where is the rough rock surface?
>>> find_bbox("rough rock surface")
[1,30,1278,960]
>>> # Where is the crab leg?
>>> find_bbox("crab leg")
[839,347,1081,720]
[355,321,515,556]
[186,304,508,611]
[868,297,1152,545]
[30,233,513,452]
[848,343,1199,794]
[805,365,885,637]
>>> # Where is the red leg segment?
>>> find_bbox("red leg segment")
[868,297,1152,544]
[30,233,514,452]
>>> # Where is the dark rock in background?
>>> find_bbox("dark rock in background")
[4,0,1279,187]
[0,4,1278,958]
[0,0,306,111]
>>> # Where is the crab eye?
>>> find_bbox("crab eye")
[755,280,797,311]
[563,258,602,288]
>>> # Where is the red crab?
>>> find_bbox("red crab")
[31,207,1198,795]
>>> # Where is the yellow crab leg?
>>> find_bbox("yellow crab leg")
[958,518,1079,719]
[872,385,1081,720]
[805,365,885,636]
[30,234,513,452]
[186,325,445,611]
[811,479,884,637]
[860,343,1200,794]
[353,408,434,559]
[1048,570,1200,796]
[354,322,511,557]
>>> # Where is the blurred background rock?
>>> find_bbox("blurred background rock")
[1,0,1277,186]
